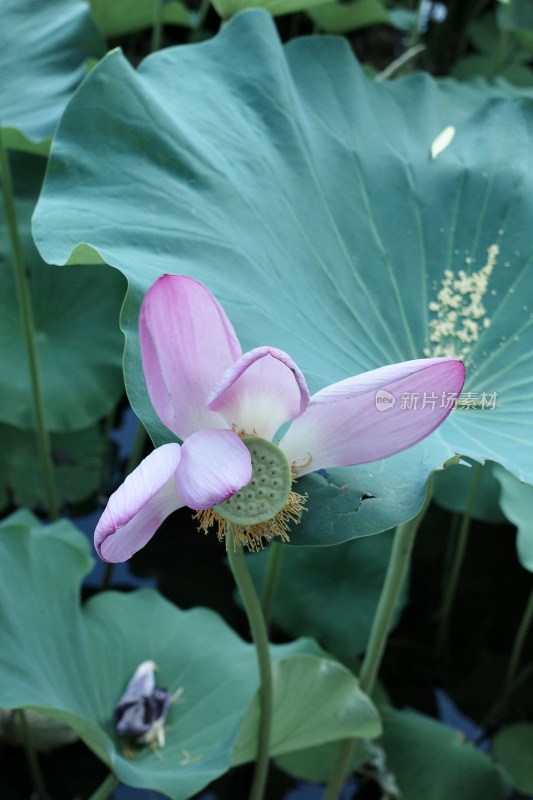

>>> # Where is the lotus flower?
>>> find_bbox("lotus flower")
[95,275,465,562]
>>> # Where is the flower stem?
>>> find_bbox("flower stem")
[260,542,284,627]
[503,585,533,704]
[376,44,426,81]
[14,709,48,799]
[436,463,484,655]
[87,772,118,800]
[0,128,59,520]
[322,478,434,800]
[227,531,273,800]
[151,0,163,52]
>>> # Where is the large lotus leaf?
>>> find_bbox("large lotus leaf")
[0,513,379,799]
[0,0,105,155]
[246,531,406,658]
[33,11,533,545]
[433,458,506,523]
[1,155,125,431]
[0,421,106,510]
[493,464,533,572]
[89,0,194,36]
[381,708,512,800]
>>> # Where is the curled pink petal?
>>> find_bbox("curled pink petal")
[95,444,184,563]
[279,358,466,475]
[140,275,242,439]
[176,428,252,510]
[206,346,310,440]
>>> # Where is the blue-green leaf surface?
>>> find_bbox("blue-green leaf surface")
[0,0,105,154]
[33,10,533,543]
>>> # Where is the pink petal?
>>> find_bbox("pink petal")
[95,444,184,563]
[279,358,466,475]
[140,275,242,439]
[176,428,252,510]
[206,347,310,441]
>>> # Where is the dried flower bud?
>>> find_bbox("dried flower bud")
[115,660,171,749]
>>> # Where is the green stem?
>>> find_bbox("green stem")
[260,542,284,627]
[503,585,533,700]
[87,772,118,800]
[0,128,59,520]
[492,0,513,77]
[482,660,533,728]
[376,44,426,82]
[436,463,484,655]
[151,0,163,52]
[440,512,460,600]
[15,709,48,799]
[227,531,273,800]
[195,0,212,29]
[322,478,434,800]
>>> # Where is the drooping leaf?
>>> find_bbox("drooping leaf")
[210,0,337,20]
[0,0,105,155]
[0,155,126,432]
[89,0,194,36]
[233,654,381,765]
[492,722,533,793]
[0,512,376,798]
[494,464,533,572]
[0,422,107,511]
[275,739,366,784]
[381,708,512,800]
[433,459,506,523]
[306,0,390,33]
[33,10,533,545]
[247,531,405,656]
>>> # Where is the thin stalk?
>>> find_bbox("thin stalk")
[227,531,273,800]
[195,0,212,29]
[0,128,59,520]
[440,512,460,600]
[503,585,533,702]
[482,660,533,727]
[151,0,163,52]
[14,709,48,799]
[260,542,284,626]
[376,44,426,81]
[87,772,118,800]
[322,478,434,800]
[492,0,513,77]
[436,463,484,655]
